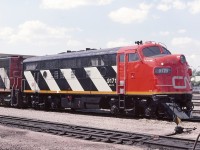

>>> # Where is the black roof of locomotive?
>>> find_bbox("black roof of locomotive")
[23,47,120,63]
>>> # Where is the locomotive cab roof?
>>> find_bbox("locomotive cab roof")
[23,47,121,63]
[23,41,170,63]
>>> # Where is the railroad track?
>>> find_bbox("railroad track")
[193,94,200,114]
[0,115,199,150]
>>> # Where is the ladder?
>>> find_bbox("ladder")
[119,94,125,109]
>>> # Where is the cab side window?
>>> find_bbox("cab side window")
[128,53,139,62]
[162,47,171,55]
[119,54,125,62]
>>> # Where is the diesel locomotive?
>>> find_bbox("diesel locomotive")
[0,41,193,119]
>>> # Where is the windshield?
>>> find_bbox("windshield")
[162,46,171,54]
[142,46,171,57]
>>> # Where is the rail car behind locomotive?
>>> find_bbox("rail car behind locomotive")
[0,41,193,119]
[0,56,24,106]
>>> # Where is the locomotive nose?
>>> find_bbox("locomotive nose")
[156,54,188,66]
[188,68,192,77]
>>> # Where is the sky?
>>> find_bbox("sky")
[0,0,200,68]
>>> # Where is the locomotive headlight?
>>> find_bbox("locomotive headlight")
[154,67,171,74]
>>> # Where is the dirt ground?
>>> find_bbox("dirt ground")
[0,107,199,149]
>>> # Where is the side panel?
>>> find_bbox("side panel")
[23,66,117,95]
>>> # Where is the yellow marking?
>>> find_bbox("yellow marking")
[90,91,117,95]
[126,91,192,95]
[23,90,191,95]
[0,89,11,93]
[23,90,117,95]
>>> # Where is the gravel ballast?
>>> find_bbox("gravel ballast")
[0,125,143,150]
[0,107,199,144]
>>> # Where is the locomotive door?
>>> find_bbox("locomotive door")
[125,51,140,92]
[117,50,140,94]
[117,52,126,94]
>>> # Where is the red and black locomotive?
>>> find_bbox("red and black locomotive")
[0,41,193,119]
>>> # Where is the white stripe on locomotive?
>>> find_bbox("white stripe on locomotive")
[0,68,10,89]
[60,69,84,91]
[112,66,117,73]
[40,70,60,92]
[84,67,112,92]
[24,71,40,91]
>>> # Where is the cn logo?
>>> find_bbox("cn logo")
[172,76,191,89]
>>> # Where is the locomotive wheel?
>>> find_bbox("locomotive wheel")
[44,99,50,110]
[71,108,76,112]
[110,105,119,116]
[145,106,156,118]
[185,101,194,111]
[145,107,152,117]
[50,97,61,110]
[0,97,4,105]
[32,101,39,109]
[51,102,57,110]
[155,105,170,119]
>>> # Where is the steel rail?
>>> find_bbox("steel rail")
[193,134,200,150]
[0,115,199,150]
[192,94,200,115]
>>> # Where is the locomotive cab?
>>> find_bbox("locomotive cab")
[116,41,193,119]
